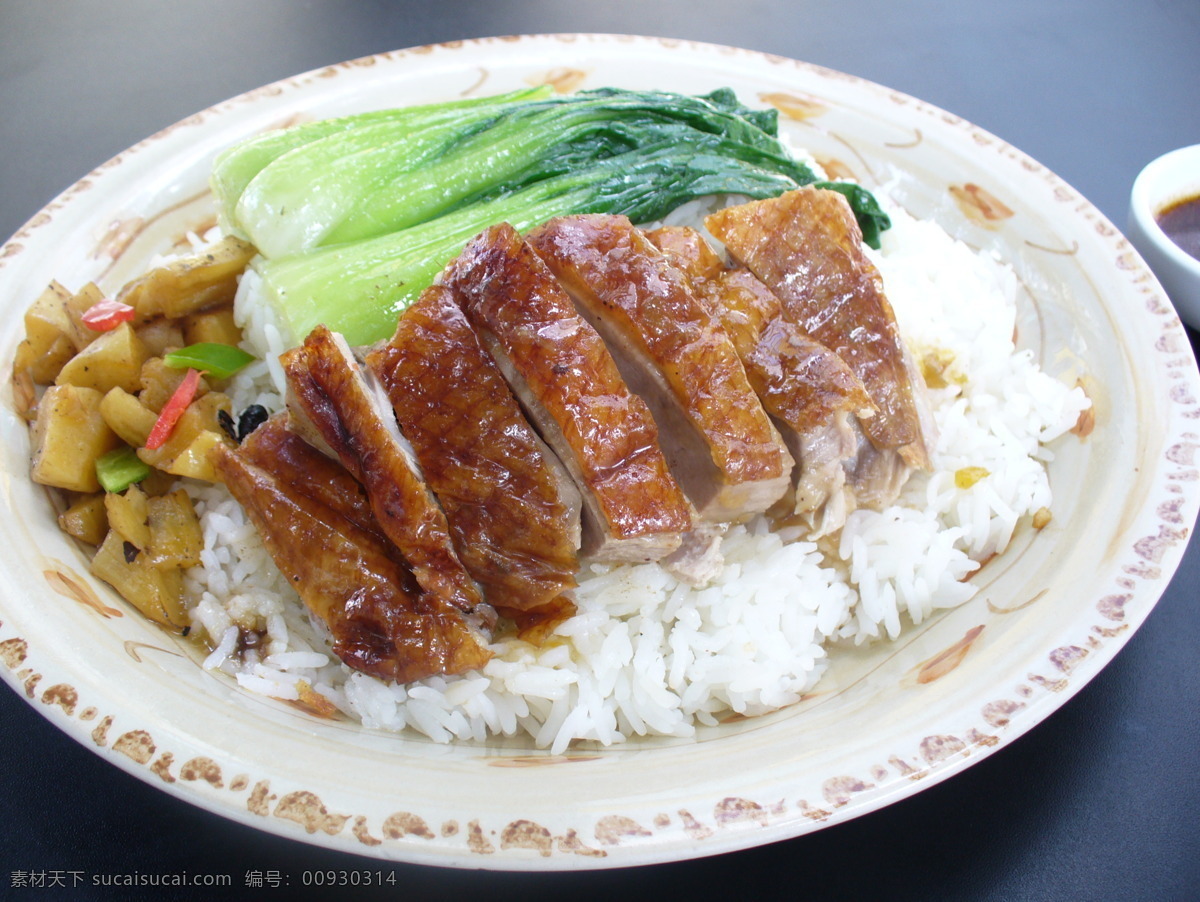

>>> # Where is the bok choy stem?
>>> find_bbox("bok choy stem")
[210,87,551,235]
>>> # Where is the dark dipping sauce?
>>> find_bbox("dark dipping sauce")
[1157,194,1200,261]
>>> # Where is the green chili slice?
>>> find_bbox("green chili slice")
[96,446,151,494]
[164,343,256,379]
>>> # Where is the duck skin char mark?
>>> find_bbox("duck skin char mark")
[442,222,695,564]
[705,186,936,473]
[645,225,875,535]
[527,214,793,525]
[366,284,581,640]
[281,325,492,625]
[214,415,494,683]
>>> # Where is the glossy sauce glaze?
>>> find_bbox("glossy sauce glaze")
[1157,194,1200,261]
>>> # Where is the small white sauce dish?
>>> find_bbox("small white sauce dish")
[1128,144,1200,329]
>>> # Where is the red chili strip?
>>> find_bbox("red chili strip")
[81,298,136,332]
[144,367,201,450]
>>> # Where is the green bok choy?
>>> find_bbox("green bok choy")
[214,87,890,346]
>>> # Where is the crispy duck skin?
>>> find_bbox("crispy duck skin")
[443,223,693,563]
[645,226,875,435]
[281,325,490,623]
[238,413,381,538]
[366,285,581,635]
[694,260,912,514]
[642,225,727,282]
[645,226,874,532]
[701,291,868,529]
[213,433,493,683]
[527,214,793,523]
[705,186,935,471]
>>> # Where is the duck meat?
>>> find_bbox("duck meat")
[281,325,492,625]
[442,222,694,564]
[236,412,380,538]
[213,416,494,683]
[527,214,793,524]
[705,186,936,477]
[366,284,581,638]
[644,225,874,534]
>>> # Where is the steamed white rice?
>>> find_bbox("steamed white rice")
[183,203,1090,754]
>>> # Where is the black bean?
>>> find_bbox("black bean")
[217,408,238,443]
[237,404,269,440]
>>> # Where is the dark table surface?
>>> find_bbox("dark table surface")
[2,2,1199,899]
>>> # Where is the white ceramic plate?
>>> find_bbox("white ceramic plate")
[1,35,1197,870]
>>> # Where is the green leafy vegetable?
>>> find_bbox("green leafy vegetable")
[210,86,552,235]
[96,446,151,493]
[163,343,256,379]
[255,137,822,345]
[222,88,818,259]
[213,86,892,346]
